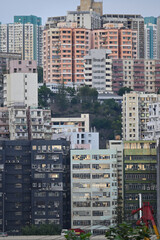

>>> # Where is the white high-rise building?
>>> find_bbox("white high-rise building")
[0,16,43,66]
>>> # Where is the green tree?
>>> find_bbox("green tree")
[38,84,54,107]
[118,87,133,96]
[105,222,150,240]
[78,86,98,102]
[64,230,91,240]
[55,82,69,111]
[37,66,43,83]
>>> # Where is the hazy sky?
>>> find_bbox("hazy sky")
[1,0,160,24]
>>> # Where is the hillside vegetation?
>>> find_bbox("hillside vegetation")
[39,85,122,148]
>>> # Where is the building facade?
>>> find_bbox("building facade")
[122,92,160,141]
[112,59,160,94]
[71,149,117,234]
[51,114,89,137]
[124,141,157,222]
[145,102,160,140]
[144,17,157,59]
[84,49,112,93]
[92,28,137,59]
[3,60,38,107]
[0,139,70,234]
[43,28,91,84]
[101,14,144,59]
[0,15,43,66]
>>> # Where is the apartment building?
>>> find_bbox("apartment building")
[92,28,137,59]
[0,139,70,234]
[43,27,91,84]
[124,141,157,221]
[144,17,157,59]
[77,0,103,16]
[145,102,160,140]
[101,14,144,58]
[112,59,160,94]
[0,107,9,140]
[0,24,8,52]
[8,106,52,141]
[3,60,38,107]
[122,92,160,141]
[71,149,117,235]
[0,15,43,66]
[51,114,89,137]
[84,49,112,93]
[31,140,70,228]
[67,10,101,30]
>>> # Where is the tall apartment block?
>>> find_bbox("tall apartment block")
[0,15,43,66]
[31,140,70,228]
[122,92,160,141]
[112,59,160,94]
[124,141,157,221]
[3,60,38,107]
[101,14,144,58]
[71,149,117,235]
[77,0,103,16]
[144,17,157,59]
[43,28,91,84]
[0,139,70,234]
[92,28,137,59]
[84,49,112,93]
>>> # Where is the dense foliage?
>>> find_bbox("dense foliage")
[38,85,122,147]
[105,222,151,240]
[22,224,61,235]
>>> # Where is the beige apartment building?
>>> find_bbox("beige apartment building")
[122,92,160,141]
[0,106,52,141]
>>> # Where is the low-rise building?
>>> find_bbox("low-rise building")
[51,114,89,136]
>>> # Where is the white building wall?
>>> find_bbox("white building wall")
[71,149,117,234]
[71,132,99,149]
[4,72,38,107]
